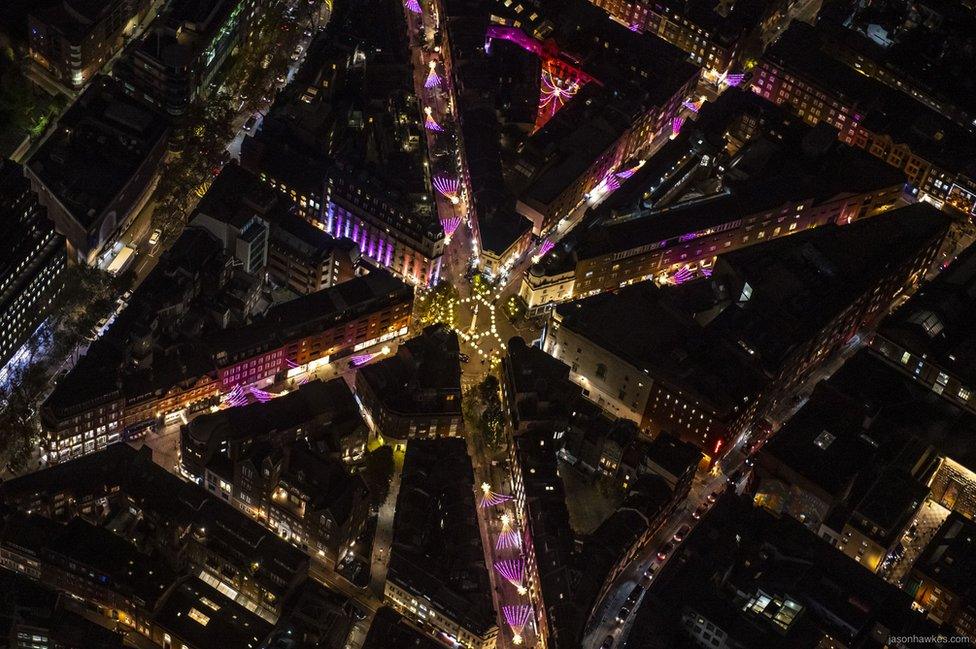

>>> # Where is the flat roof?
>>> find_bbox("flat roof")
[388,438,495,636]
[555,282,766,419]
[357,325,462,416]
[575,138,905,262]
[876,243,976,391]
[709,203,949,375]
[26,76,168,228]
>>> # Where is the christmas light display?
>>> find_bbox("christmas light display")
[424,61,442,88]
[224,384,248,408]
[539,69,579,118]
[615,162,642,180]
[433,175,460,204]
[538,239,555,257]
[479,482,513,508]
[682,99,702,113]
[495,512,523,550]
[725,73,745,87]
[673,267,693,284]
[672,115,685,135]
[503,605,533,645]
[405,0,421,13]
[423,106,443,132]
[494,559,525,588]
[441,216,461,237]
[223,384,277,407]
[349,353,376,367]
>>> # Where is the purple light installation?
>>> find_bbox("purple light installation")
[539,69,579,118]
[485,24,545,58]
[480,490,513,508]
[405,0,421,13]
[503,605,532,632]
[224,384,248,408]
[349,353,376,367]
[702,267,713,278]
[424,113,443,132]
[682,99,702,113]
[615,164,639,180]
[441,216,461,237]
[424,65,442,89]
[538,239,555,257]
[494,559,524,586]
[673,267,693,284]
[725,73,745,87]
[433,175,460,202]
[286,358,299,369]
[248,386,273,403]
[496,529,522,551]
[672,116,685,135]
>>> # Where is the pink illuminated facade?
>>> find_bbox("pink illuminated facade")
[324,171,445,286]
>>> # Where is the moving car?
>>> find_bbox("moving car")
[243,115,257,131]
[692,503,708,520]
[148,229,161,246]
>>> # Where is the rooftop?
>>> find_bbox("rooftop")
[243,0,440,241]
[184,378,363,452]
[554,282,766,420]
[152,577,274,649]
[643,433,703,481]
[510,428,586,648]
[765,21,976,173]
[211,268,412,360]
[362,607,443,649]
[356,324,462,417]
[629,493,920,648]
[913,512,976,602]
[388,438,495,636]
[876,243,976,393]
[708,202,949,375]
[574,129,906,262]
[26,75,169,227]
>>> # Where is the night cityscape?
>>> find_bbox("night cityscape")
[2,0,976,646]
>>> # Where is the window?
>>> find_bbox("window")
[595,363,607,380]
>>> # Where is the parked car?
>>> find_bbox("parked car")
[615,606,630,624]
[600,635,615,648]
[148,229,161,246]
[243,115,257,131]
[673,524,692,542]
[657,541,675,562]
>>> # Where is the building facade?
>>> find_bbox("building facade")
[25,76,169,265]
[114,0,262,115]
[354,325,463,443]
[28,0,154,91]
[0,161,67,378]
